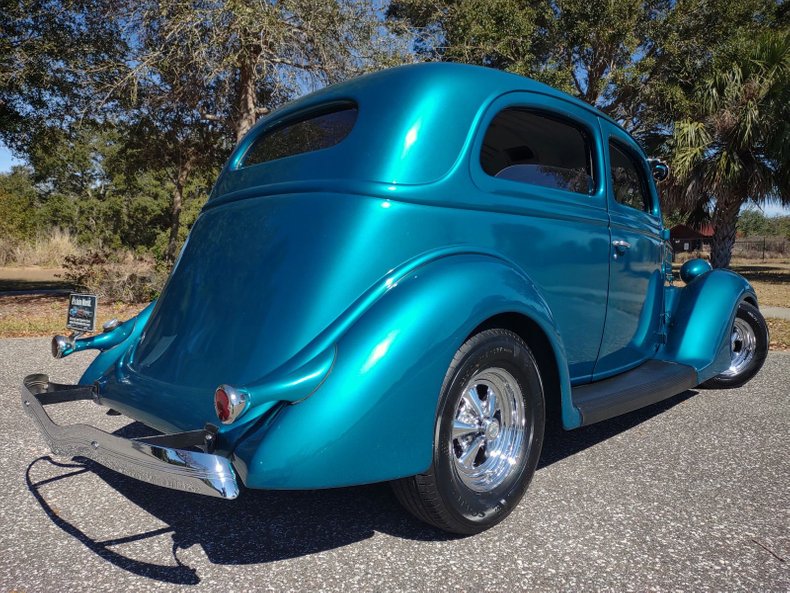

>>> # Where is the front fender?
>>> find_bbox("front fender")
[233,253,573,489]
[658,269,756,382]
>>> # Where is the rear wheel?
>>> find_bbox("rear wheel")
[702,301,768,389]
[392,329,545,535]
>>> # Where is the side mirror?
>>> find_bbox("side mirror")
[648,158,670,183]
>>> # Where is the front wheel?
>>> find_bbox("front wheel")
[392,329,545,535]
[702,301,769,389]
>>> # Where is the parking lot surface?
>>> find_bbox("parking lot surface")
[1,338,788,592]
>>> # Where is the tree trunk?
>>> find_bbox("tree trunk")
[710,193,741,269]
[165,159,192,263]
[235,58,258,143]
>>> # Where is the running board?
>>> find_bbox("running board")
[572,360,698,426]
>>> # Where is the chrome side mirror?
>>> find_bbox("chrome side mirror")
[648,158,670,183]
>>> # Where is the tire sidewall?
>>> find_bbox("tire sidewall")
[706,301,769,388]
[433,331,545,531]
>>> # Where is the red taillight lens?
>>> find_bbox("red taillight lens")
[214,387,231,422]
[214,385,248,424]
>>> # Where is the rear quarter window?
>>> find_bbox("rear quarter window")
[241,104,358,167]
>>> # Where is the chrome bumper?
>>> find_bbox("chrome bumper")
[20,374,239,499]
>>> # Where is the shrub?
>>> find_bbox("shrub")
[61,250,166,303]
[0,236,16,266]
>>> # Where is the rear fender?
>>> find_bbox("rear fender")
[658,269,756,382]
[233,253,574,489]
[78,302,156,385]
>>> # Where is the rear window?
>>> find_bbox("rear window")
[241,104,357,167]
[481,108,595,195]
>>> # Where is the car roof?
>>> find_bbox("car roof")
[265,62,616,127]
[215,63,626,198]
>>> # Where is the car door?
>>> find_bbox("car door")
[593,120,664,380]
[469,92,611,383]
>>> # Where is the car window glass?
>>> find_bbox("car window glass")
[481,108,594,195]
[609,141,650,212]
[242,105,357,167]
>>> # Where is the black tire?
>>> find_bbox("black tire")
[392,329,545,535]
[702,301,769,389]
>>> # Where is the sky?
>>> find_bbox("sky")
[1,139,788,217]
[0,142,22,171]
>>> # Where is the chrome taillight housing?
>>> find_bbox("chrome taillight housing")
[214,385,248,424]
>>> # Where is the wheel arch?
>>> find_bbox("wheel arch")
[233,253,581,489]
[468,312,565,430]
[659,268,759,382]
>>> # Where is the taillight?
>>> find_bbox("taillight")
[214,385,248,424]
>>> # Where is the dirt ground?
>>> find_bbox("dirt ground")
[727,259,790,308]
[0,266,70,292]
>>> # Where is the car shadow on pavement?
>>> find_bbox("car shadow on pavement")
[25,388,698,585]
[538,388,698,469]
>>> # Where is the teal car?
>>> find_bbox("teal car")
[22,63,769,535]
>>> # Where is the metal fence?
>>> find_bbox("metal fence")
[731,239,788,260]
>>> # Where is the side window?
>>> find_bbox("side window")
[609,141,651,212]
[480,108,595,195]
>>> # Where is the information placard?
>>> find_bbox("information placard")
[66,293,97,332]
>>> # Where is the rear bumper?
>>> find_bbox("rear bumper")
[20,374,239,499]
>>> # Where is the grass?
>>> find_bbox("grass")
[0,295,145,338]
[727,260,790,308]
[767,319,790,351]
[0,258,787,350]
[673,259,790,309]
[0,228,81,267]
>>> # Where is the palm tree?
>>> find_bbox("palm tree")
[667,30,789,268]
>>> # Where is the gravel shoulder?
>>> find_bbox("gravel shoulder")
[1,338,788,592]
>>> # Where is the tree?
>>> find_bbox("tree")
[0,166,40,239]
[737,209,771,238]
[2,1,413,262]
[0,0,124,152]
[118,0,413,143]
[666,31,789,268]
[114,86,226,261]
[388,0,780,139]
[388,0,648,106]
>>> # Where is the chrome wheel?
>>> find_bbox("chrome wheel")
[450,368,527,492]
[721,317,757,378]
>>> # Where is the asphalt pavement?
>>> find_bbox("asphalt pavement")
[1,338,788,592]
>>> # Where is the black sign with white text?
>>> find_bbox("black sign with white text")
[66,293,97,332]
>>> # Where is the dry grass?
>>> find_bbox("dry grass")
[728,260,790,308]
[1,258,787,350]
[673,259,790,308]
[0,294,145,338]
[767,318,790,351]
[0,228,81,267]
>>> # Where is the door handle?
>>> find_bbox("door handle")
[612,240,631,259]
[612,240,631,251]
